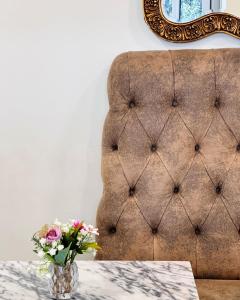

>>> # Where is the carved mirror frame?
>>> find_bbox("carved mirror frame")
[144,0,240,42]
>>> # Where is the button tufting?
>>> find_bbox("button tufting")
[109,226,116,234]
[195,226,201,236]
[214,97,221,108]
[111,144,118,151]
[237,144,240,152]
[152,228,158,235]
[215,184,222,195]
[172,98,178,107]
[151,144,157,152]
[195,144,200,152]
[129,186,136,197]
[128,100,136,108]
[173,185,180,194]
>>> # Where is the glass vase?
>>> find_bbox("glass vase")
[48,262,79,299]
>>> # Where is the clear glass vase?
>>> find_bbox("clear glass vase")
[48,262,79,299]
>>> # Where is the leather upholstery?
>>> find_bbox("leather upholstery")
[96,49,240,281]
[196,280,240,300]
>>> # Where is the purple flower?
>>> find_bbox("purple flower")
[46,226,62,243]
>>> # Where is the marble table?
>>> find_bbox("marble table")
[0,261,199,300]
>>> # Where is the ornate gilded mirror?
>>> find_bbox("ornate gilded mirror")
[144,0,240,42]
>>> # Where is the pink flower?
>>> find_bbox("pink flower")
[46,226,62,243]
[87,225,99,235]
[72,220,84,230]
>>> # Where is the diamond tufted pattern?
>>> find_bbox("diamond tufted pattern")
[96,49,240,279]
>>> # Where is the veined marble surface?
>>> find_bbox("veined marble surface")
[0,261,199,300]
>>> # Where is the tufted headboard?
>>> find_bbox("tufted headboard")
[96,49,240,280]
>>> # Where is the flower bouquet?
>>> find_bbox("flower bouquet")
[32,219,100,299]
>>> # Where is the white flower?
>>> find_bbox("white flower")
[54,218,62,226]
[57,244,64,251]
[37,250,45,258]
[88,225,99,235]
[77,235,83,242]
[52,241,58,248]
[86,248,97,256]
[48,248,57,256]
[61,223,70,233]
[39,238,46,246]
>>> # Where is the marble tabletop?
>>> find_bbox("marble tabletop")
[0,261,199,300]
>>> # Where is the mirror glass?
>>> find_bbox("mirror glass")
[162,0,239,23]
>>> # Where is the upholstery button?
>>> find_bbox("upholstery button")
[128,100,136,108]
[236,143,240,152]
[173,185,180,194]
[172,98,178,107]
[214,97,221,108]
[195,144,200,152]
[215,184,222,195]
[109,226,116,234]
[129,186,136,197]
[151,144,157,152]
[111,144,118,151]
[152,228,158,235]
[195,226,201,236]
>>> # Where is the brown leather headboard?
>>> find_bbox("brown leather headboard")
[96,49,240,280]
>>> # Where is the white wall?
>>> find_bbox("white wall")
[0,0,239,260]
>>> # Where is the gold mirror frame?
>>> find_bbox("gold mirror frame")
[144,0,240,42]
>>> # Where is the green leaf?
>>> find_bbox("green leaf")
[45,254,55,263]
[54,243,71,266]
[81,242,101,251]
